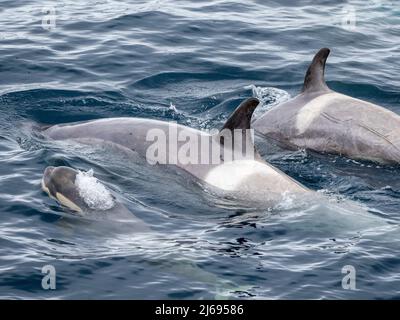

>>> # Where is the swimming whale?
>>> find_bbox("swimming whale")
[42,166,149,229]
[42,166,88,213]
[253,48,400,164]
[42,98,309,205]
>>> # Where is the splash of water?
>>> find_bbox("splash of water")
[169,101,178,112]
[245,85,291,119]
[75,169,115,211]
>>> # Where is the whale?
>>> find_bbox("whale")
[41,166,149,230]
[42,98,309,205]
[253,48,400,164]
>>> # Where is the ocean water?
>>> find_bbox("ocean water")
[1,0,400,299]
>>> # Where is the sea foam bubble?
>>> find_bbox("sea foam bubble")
[75,169,115,211]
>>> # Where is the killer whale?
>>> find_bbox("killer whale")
[42,166,149,230]
[253,48,400,164]
[42,98,309,205]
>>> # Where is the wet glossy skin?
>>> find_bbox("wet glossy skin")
[43,117,309,204]
[254,91,400,164]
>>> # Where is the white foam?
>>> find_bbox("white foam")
[169,102,177,112]
[274,191,296,210]
[75,169,115,210]
[245,85,291,120]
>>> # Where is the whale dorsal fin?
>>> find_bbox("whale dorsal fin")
[221,97,260,131]
[218,97,260,160]
[301,48,330,93]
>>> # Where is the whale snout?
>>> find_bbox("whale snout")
[41,166,84,212]
[42,166,78,194]
[43,166,55,178]
[42,166,55,196]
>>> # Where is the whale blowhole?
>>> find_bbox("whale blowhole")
[75,169,115,211]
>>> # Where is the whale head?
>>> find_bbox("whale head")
[42,166,86,213]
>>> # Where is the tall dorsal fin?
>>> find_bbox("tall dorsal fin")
[301,48,330,93]
[221,97,260,131]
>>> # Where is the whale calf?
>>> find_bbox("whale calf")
[253,48,400,164]
[42,166,149,229]
[42,98,309,205]
[42,166,90,213]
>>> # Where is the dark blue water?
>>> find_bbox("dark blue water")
[1,0,400,299]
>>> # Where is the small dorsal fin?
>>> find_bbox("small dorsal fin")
[217,97,261,160]
[301,48,330,93]
[221,97,260,131]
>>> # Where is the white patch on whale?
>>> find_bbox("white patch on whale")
[75,169,115,210]
[295,92,396,135]
[203,160,295,192]
[295,92,337,134]
[55,192,83,213]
